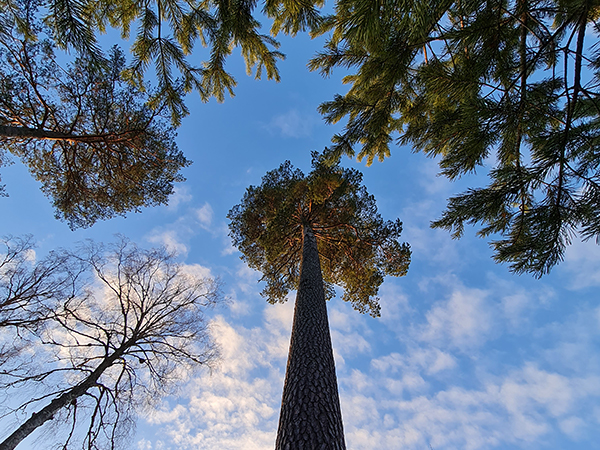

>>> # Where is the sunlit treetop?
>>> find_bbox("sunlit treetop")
[0,31,189,228]
[228,153,411,317]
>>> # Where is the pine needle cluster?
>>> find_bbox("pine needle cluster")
[306,0,600,276]
[2,0,286,125]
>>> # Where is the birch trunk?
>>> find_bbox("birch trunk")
[0,347,126,450]
[275,223,346,450]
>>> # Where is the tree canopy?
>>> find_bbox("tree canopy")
[0,0,295,227]
[299,0,600,276]
[0,16,190,228]
[228,154,410,317]
[5,0,596,273]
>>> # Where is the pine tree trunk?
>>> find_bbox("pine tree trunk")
[275,224,346,450]
[0,125,142,144]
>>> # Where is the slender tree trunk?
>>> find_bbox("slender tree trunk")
[0,348,124,450]
[0,125,142,144]
[275,224,346,450]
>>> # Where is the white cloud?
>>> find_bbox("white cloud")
[417,157,455,197]
[225,289,252,317]
[539,305,600,373]
[137,438,153,450]
[427,350,457,374]
[24,247,36,262]
[167,186,192,211]
[147,229,189,256]
[234,263,262,295]
[145,403,187,425]
[487,275,556,330]
[377,282,413,330]
[403,222,462,268]
[263,298,295,336]
[145,201,221,258]
[138,307,291,450]
[194,203,214,230]
[561,239,600,289]
[499,364,574,418]
[559,416,586,439]
[220,223,237,256]
[180,263,213,280]
[420,284,493,350]
[329,298,376,334]
[328,300,372,357]
[135,278,600,450]
[332,329,371,357]
[266,109,316,138]
[371,347,457,377]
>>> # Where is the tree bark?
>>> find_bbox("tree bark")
[275,224,346,450]
[0,125,143,144]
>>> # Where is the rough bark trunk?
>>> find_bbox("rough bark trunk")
[0,347,125,450]
[0,125,142,144]
[275,224,346,450]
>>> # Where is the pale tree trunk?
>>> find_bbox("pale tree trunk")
[0,347,125,450]
[275,223,346,450]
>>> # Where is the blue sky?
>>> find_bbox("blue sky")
[2,26,600,450]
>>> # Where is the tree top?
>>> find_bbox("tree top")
[227,153,411,317]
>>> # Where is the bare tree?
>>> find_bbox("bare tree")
[0,237,222,450]
[0,235,82,331]
[0,235,83,375]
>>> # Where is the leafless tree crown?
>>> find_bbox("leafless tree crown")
[0,237,222,450]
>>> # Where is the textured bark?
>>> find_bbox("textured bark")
[0,125,143,144]
[275,224,346,450]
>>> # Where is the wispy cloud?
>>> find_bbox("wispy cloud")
[561,239,600,289]
[265,109,317,138]
[194,203,213,230]
[136,274,600,450]
[145,202,218,257]
[371,347,457,377]
[419,282,493,350]
[219,223,237,256]
[147,229,190,256]
[138,304,293,450]
[167,186,193,211]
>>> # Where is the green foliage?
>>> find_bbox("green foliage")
[264,0,325,36]
[0,25,190,228]
[308,0,600,276]
[228,153,410,317]
[1,0,285,124]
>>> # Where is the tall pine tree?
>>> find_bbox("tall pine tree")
[228,154,410,448]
